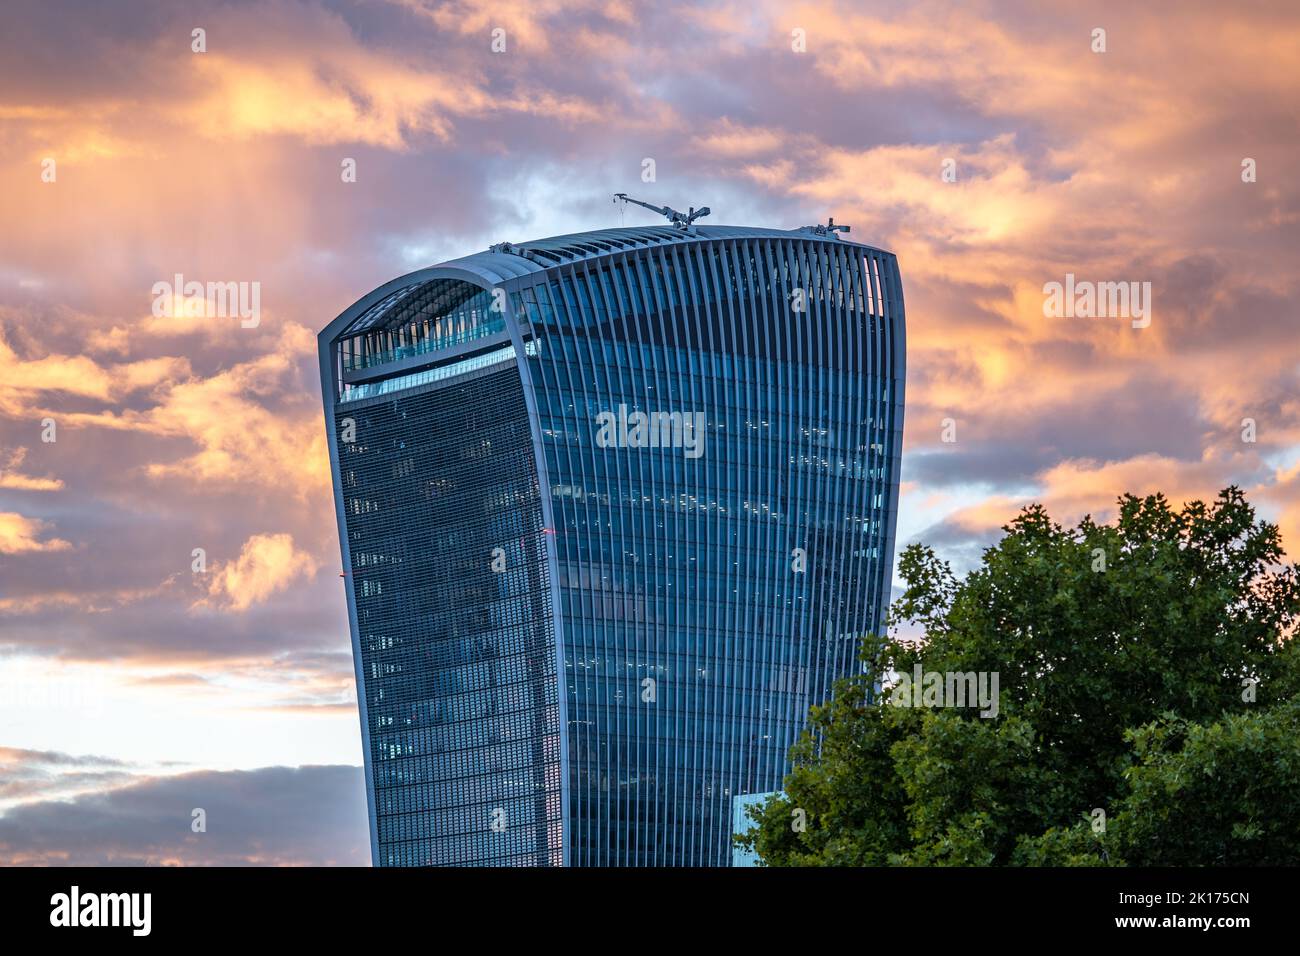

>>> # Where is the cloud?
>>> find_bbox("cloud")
[0,324,190,418]
[0,763,369,865]
[692,118,788,159]
[392,0,636,54]
[134,336,331,497]
[0,446,62,490]
[910,451,1273,564]
[201,533,321,612]
[0,747,135,807]
[0,511,71,554]
[25,320,333,499]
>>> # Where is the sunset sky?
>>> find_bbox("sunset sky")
[1,0,1297,864]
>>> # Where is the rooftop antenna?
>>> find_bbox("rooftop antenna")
[613,193,711,233]
[804,216,851,238]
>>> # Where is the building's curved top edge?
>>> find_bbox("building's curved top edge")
[320,224,898,346]
[437,224,896,278]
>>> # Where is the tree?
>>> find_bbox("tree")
[738,487,1300,866]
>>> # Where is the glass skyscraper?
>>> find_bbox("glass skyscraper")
[319,222,906,866]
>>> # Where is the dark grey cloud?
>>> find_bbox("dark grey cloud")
[0,748,137,803]
[0,763,369,865]
[905,516,1005,574]
[904,371,1212,492]
[0,590,349,663]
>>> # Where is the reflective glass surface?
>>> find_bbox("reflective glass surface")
[324,231,905,867]
[523,236,903,865]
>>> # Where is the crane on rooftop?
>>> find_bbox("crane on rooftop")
[613,193,711,231]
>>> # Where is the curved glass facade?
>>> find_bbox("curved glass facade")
[320,225,905,867]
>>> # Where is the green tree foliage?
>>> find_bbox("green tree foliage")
[738,488,1300,866]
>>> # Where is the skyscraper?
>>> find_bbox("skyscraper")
[319,220,906,866]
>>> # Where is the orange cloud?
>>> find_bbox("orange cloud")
[0,512,71,554]
[139,353,331,497]
[394,0,635,54]
[930,450,1277,545]
[200,533,320,612]
[49,322,330,498]
[694,119,787,159]
[0,324,191,418]
[0,446,62,491]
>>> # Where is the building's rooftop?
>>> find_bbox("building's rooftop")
[324,223,893,345]
[435,223,891,282]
